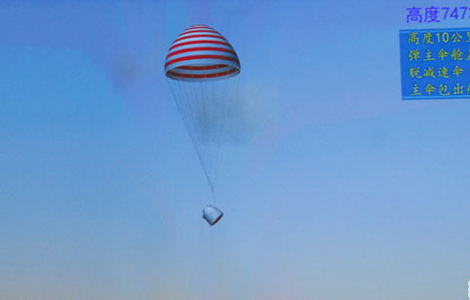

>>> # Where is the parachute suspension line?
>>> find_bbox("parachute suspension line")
[167,77,237,199]
[191,80,216,193]
[211,188,216,205]
[188,81,206,188]
[207,80,219,202]
[201,79,218,205]
[175,80,197,143]
[200,79,217,190]
[168,79,189,132]
[173,80,198,156]
[197,81,208,161]
[196,79,217,194]
[168,79,215,194]
[210,79,220,191]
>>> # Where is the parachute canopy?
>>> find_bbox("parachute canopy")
[164,24,240,81]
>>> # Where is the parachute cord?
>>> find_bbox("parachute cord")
[193,142,215,194]
[167,79,215,195]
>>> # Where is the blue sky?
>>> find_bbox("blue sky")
[1,1,469,299]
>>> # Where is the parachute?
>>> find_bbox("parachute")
[164,25,241,225]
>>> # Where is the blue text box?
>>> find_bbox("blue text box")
[400,28,470,100]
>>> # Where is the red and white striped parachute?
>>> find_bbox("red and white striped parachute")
[164,25,241,199]
[164,24,240,81]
